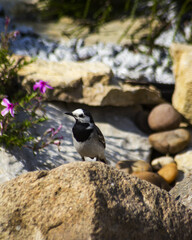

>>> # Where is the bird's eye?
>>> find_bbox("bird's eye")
[79,114,84,118]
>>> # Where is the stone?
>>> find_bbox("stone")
[158,163,178,184]
[0,147,27,183]
[82,83,162,106]
[16,56,163,106]
[170,175,192,210]
[116,160,152,174]
[0,162,192,240]
[148,103,182,131]
[149,128,190,154]
[131,171,171,191]
[171,43,192,125]
[174,151,192,178]
[151,156,174,170]
[18,57,112,88]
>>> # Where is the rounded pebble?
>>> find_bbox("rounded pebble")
[149,128,190,154]
[116,160,152,174]
[151,156,174,170]
[148,103,182,132]
[158,162,178,184]
[132,171,171,191]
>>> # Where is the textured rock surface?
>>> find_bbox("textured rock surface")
[148,103,182,131]
[116,160,152,174]
[0,162,192,240]
[171,43,192,124]
[149,128,190,154]
[174,151,192,177]
[170,174,192,210]
[17,56,163,106]
[0,147,27,182]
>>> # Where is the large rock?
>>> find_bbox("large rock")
[170,175,192,210]
[149,128,190,154]
[17,56,163,106]
[171,43,192,124]
[174,150,192,177]
[0,162,192,240]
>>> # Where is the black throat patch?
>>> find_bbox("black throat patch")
[72,122,93,142]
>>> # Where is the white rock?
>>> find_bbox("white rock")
[0,147,27,183]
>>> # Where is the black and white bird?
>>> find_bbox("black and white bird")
[65,108,107,164]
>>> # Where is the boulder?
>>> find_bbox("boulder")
[149,128,190,154]
[157,162,178,184]
[170,175,192,210]
[148,103,182,131]
[17,56,163,106]
[116,160,152,174]
[0,162,192,240]
[174,151,192,177]
[171,43,192,124]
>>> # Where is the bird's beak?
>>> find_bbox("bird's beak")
[65,112,73,117]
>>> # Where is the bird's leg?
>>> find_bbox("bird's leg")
[96,157,107,164]
[81,156,85,161]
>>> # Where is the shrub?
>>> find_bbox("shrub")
[0,17,63,152]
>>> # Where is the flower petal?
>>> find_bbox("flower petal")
[1,98,10,107]
[1,108,9,116]
[45,83,53,90]
[33,82,41,91]
[9,107,15,117]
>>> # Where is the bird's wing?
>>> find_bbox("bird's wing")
[95,124,106,148]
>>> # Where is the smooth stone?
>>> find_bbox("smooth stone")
[151,156,174,170]
[116,160,152,174]
[148,103,182,131]
[149,128,190,154]
[158,163,178,184]
[132,171,171,191]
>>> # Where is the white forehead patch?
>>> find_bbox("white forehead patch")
[72,109,84,116]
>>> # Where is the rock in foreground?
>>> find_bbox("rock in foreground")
[0,162,191,240]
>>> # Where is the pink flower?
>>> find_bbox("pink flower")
[5,16,10,27]
[1,98,16,117]
[33,80,53,94]
[13,30,20,38]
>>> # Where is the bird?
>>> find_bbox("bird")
[65,108,107,164]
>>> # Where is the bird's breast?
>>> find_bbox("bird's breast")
[72,123,93,142]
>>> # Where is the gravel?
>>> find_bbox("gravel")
[0,17,190,84]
